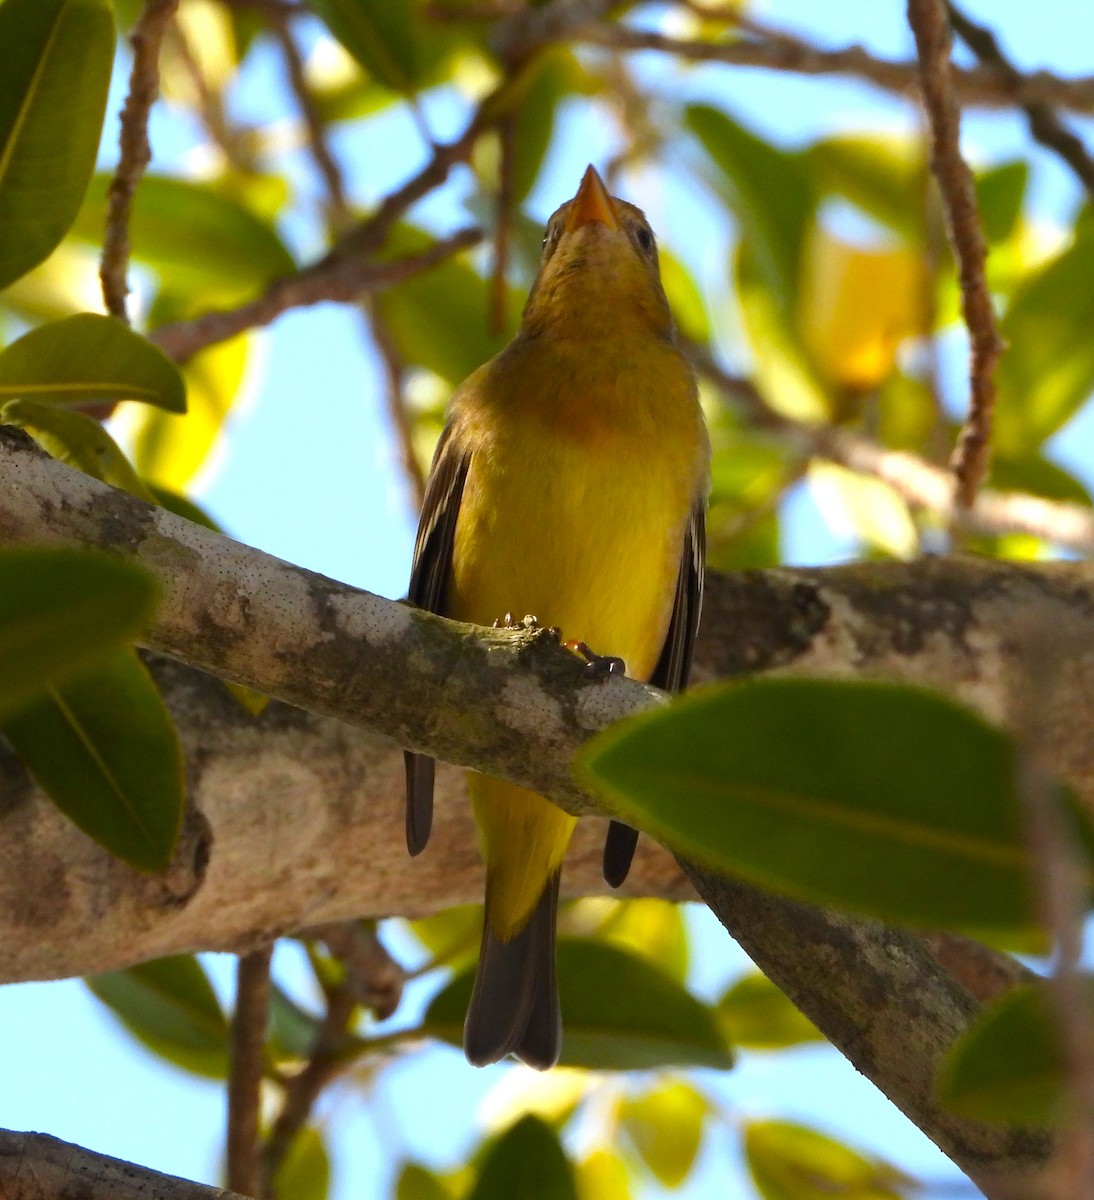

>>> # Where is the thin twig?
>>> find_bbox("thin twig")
[490,115,517,335]
[947,2,1094,200]
[150,227,481,362]
[311,922,407,1019]
[363,303,427,509]
[227,946,273,1199]
[270,13,351,229]
[552,22,1094,113]
[262,982,357,1188]
[908,0,1004,509]
[100,0,179,322]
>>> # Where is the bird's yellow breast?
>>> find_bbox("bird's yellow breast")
[445,333,706,680]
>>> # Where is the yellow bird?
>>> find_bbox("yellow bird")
[404,166,709,1069]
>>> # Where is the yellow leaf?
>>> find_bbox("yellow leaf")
[798,225,928,390]
[576,1149,631,1200]
[114,333,250,491]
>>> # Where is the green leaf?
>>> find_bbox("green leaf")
[938,983,1067,1126]
[995,229,1094,452]
[976,160,1028,246]
[0,314,186,412]
[0,0,114,289]
[580,678,1070,935]
[271,1127,331,1200]
[805,133,926,238]
[620,1081,708,1188]
[685,104,814,310]
[308,0,420,93]
[507,50,575,204]
[85,955,230,1078]
[574,898,689,983]
[990,452,1092,507]
[467,1116,578,1200]
[0,547,158,721]
[717,972,824,1051]
[376,225,516,385]
[3,400,155,501]
[575,1150,630,1200]
[2,650,185,871]
[744,1120,910,1200]
[268,983,323,1064]
[660,249,710,346]
[396,1162,461,1200]
[424,938,734,1071]
[72,174,295,306]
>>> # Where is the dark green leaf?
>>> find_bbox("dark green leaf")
[467,1116,577,1200]
[744,1119,910,1200]
[308,0,419,92]
[271,1127,331,1200]
[3,400,154,500]
[0,0,114,288]
[86,955,230,1078]
[686,104,814,310]
[72,175,295,306]
[580,678,1069,934]
[976,160,1028,246]
[147,485,223,531]
[0,548,158,721]
[718,972,824,1051]
[995,230,1094,452]
[396,1163,456,1200]
[938,983,1067,1126]
[3,650,185,871]
[425,938,734,1071]
[805,133,926,238]
[989,452,1092,507]
[0,313,186,412]
[507,50,574,204]
[268,983,323,1063]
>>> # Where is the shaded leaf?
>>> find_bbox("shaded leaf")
[744,1119,910,1200]
[0,314,185,412]
[580,678,1072,935]
[86,955,229,1078]
[805,133,926,238]
[938,982,1067,1126]
[425,939,734,1071]
[3,650,185,871]
[995,230,1094,452]
[686,104,814,310]
[397,1163,456,1200]
[3,401,155,501]
[309,0,419,93]
[620,1081,708,1188]
[989,452,1092,507]
[562,898,689,983]
[717,972,824,1051]
[0,0,114,288]
[467,1116,578,1200]
[976,160,1028,246]
[0,548,157,721]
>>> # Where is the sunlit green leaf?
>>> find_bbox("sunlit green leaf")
[995,229,1094,452]
[805,133,926,238]
[86,955,229,1077]
[989,452,1092,507]
[308,0,419,92]
[3,650,185,871]
[271,1126,331,1200]
[0,0,114,288]
[575,1149,630,1200]
[425,939,734,1071]
[744,1119,911,1200]
[938,982,1068,1126]
[396,1162,463,1200]
[466,1116,578,1200]
[580,678,1075,935]
[717,972,824,1051]
[686,104,814,310]
[562,898,689,983]
[0,548,157,721]
[2,400,155,501]
[407,903,483,973]
[620,1081,708,1188]
[660,249,710,346]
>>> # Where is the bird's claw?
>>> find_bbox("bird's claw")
[565,640,626,677]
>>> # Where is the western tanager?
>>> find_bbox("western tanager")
[405,166,709,1069]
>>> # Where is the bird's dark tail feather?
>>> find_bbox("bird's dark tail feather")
[464,873,561,1071]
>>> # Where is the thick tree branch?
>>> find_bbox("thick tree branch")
[0,1129,247,1200]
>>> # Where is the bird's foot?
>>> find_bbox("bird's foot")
[564,640,627,678]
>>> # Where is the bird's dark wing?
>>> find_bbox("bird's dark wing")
[404,422,471,856]
[603,497,706,887]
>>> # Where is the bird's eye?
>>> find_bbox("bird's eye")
[634,225,655,256]
[542,224,561,255]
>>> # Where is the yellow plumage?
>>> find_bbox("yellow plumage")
[405,166,709,1068]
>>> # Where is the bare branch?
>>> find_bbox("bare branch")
[149,228,482,363]
[908,0,1005,509]
[100,0,179,322]
[227,947,272,1199]
[948,2,1094,199]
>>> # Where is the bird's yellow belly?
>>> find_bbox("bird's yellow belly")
[447,426,690,680]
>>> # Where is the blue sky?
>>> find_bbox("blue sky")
[3,2,1094,1197]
